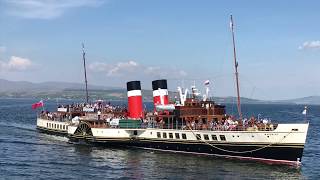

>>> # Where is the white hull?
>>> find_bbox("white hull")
[36,118,70,135]
[67,122,309,165]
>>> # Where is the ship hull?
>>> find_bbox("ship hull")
[36,118,69,136]
[67,123,308,166]
[36,126,68,136]
[68,135,304,165]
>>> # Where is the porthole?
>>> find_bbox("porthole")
[220,135,226,141]
[163,132,167,138]
[196,134,201,140]
[175,133,180,139]
[169,133,173,139]
[204,134,209,140]
[182,133,187,139]
[211,135,218,141]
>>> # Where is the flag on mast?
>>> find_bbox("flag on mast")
[204,80,210,86]
[302,106,307,115]
[32,100,44,109]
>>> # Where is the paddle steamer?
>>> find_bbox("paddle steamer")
[37,15,309,165]
[66,79,309,166]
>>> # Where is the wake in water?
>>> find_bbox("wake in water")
[0,122,36,132]
[41,134,70,143]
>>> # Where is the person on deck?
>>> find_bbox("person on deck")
[97,111,101,120]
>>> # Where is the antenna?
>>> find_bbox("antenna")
[82,43,89,103]
[230,15,242,120]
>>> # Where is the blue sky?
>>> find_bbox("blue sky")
[0,0,319,100]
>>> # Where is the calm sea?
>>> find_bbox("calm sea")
[0,98,319,179]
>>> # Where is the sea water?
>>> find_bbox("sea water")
[0,98,319,179]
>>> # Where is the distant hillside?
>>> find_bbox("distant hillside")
[0,79,176,101]
[274,96,320,105]
[0,79,319,104]
[212,96,274,104]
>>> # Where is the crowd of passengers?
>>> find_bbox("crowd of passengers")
[181,116,274,131]
[40,102,274,131]
[40,101,128,122]
[57,102,128,114]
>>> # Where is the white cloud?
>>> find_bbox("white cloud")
[89,61,138,76]
[108,61,138,76]
[89,60,188,79]
[299,41,320,50]
[0,56,33,71]
[4,0,106,19]
[144,66,187,78]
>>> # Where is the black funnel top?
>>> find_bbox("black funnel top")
[152,79,167,90]
[127,81,141,91]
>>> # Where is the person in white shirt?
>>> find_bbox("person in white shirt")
[97,111,101,120]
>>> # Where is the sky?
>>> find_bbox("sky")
[0,0,320,100]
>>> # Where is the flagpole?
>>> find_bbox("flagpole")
[230,15,242,120]
[41,100,44,119]
[82,43,89,104]
[304,106,307,122]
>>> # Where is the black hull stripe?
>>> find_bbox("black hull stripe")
[37,126,68,136]
[68,136,304,163]
[135,147,300,166]
[69,136,304,148]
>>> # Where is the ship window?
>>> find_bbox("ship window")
[169,133,173,139]
[49,123,51,128]
[47,123,48,127]
[196,134,201,140]
[292,129,298,131]
[163,132,167,138]
[211,135,218,141]
[220,135,226,141]
[182,133,187,139]
[54,124,56,129]
[204,134,209,140]
[157,132,161,138]
[60,125,62,129]
[63,125,65,130]
[175,133,180,139]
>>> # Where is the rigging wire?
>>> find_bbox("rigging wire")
[188,126,294,154]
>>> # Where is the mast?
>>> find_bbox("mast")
[82,43,89,103]
[230,15,242,120]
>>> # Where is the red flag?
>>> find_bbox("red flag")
[32,100,44,109]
